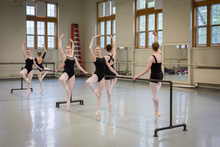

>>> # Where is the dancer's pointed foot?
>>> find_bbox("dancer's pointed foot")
[94,89,100,98]
[95,111,100,121]
[108,103,112,112]
[41,88,44,94]
[154,112,161,123]
[26,92,30,99]
[65,103,70,112]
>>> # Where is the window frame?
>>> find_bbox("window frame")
[135,0,162,49]
[97,0,115,49]
[193,0,220,47]
[26,1,58,49]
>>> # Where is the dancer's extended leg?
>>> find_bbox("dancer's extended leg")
[150,82,161,123]
[66,75,75,111]
[105,80,112,111]
[27,71,33,98]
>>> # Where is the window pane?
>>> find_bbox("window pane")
[148,1,155,8]
[105,1,111,16]
[148,32,154,46]
[37,21,45,35]
[48,22,55,36]
[38,36,45,48]
[139,32,145,47]
[113,35,116,43]
[27,36,34,48]
[157,13,163,30]
[26,6,35,15]
[100,36,105,48]
[139,15,146,32]
[113,20,116,34]
[48,37,55,48]
[158,31,163,45]
[106,36,111,45]
[148,14,155,31]
[26,21,34,35]
[138,0,146,10]
[197,6,207,26]
[112,0,116,14]
[37,2,46,17]
[98,2,105,17]
[212,26,220,44]
[106,21,111,35]
[47,3,56,17]
[198,27,207,44]
[211,4,220,25]
[100,22,105,35]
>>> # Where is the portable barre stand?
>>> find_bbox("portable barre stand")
[55,93,84,107]
[106,75,187,137]
[11,67,33,93]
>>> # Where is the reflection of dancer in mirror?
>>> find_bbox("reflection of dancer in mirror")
[86,35,122,121]
[19,41,43,98]
[104,35,117,112]
[59,34,88,111]
[133,31,163,123]
[35,44,50,94]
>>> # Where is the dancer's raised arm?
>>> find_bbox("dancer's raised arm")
[104,57,122,77]
[89,35,100,62]
[152,31,162,55]
[22,41,27,59]
[109,35,116,58]
[74,57,88,74]
[69,38,74,56]
[59,34,66,60]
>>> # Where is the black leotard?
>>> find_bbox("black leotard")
[94,57,106,82]
[105,54,116,80]
[24,58,33,74]
[35,52,46,72]
[150,55,163,83]
[63,55,75,79]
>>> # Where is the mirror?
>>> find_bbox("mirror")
[163,44,189,82]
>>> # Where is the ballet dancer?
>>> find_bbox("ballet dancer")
[59,34,88,111]
[86,35,122,120]
[35,44,50,94]
[133,31,163,123]
[19,41,43,98]
[104,35,117,111]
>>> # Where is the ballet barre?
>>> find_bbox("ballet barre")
[105,75,187,137]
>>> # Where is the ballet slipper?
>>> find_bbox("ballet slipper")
[26,92,30,99]
[65,103,70,112]
[108,103,112,112]
[94,89,100,98]
[154,112,161,123]
[95,111,100,121]
[41,89,44,94]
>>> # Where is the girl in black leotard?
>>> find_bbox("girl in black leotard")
[19,41,43,98]
[104,35,117,112]
[86,35,122,120]
[59,34,88,111]
[133,31,163,123]
[35,44,50,94]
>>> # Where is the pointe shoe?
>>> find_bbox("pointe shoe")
[95,111,100,121]
[94,89,100,98]
[26,92,30,98]
[108,103,112,112]
[65,103,70,112]
[154,112,161,123]
[41,89,44,94]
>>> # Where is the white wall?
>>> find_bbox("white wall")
[0,0,83,78]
